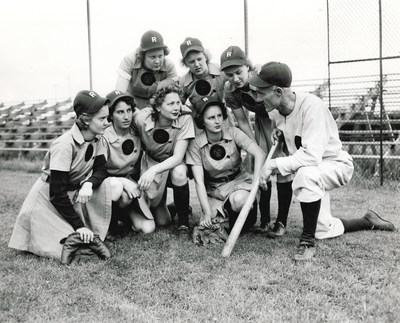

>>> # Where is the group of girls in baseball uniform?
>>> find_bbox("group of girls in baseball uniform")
[9,30,396,262]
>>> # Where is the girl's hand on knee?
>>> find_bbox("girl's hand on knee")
[138,169,156,191]
[76,182,93,203]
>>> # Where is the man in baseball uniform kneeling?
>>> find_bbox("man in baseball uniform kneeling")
[249,62,397,261]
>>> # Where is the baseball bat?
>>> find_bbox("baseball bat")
[221,143,278,257]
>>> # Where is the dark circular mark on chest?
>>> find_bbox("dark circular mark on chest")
[122,139,134,155]
[85,144,94,161]
[141,72,156,86]
[195,79,212,96]
[153,129,170,144]
[210,144,226,161]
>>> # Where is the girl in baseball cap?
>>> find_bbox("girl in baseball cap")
[220,46,294,237]
[102,90,156,238]
[186,96,267,243]
[115,30,177,109]
[8,90,125,261]
[131,83,195,238]
[178,37,225,114]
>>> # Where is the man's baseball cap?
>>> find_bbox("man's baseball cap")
[220,46,248,71]
[248,61,292,88]
[106,90,134,107]
[140,30,167,52]
[73,90,109,116]
[180,37,204,59]
[194,96,224,115]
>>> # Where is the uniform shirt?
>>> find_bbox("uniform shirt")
[273,92,343,176]
[133,108,195,162]
[186,126,254,179]
[102,124,141,176]
[118,52,177,109]
[42,123,106,184]
[179,62,225,113]
[224,71,269,117]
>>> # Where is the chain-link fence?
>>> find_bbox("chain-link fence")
[309,0,400,186]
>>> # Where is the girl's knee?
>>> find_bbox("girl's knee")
[140,220,156,234]
[109,177,124,201]
[229,191,249,211]
[170,164,188,186]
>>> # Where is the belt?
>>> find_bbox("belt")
[206,169,241,184]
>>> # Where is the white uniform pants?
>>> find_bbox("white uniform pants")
[291,151,354,239]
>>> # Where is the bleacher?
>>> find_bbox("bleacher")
[0,98,74,156]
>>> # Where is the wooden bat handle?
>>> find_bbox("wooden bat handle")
[221,143,278,257]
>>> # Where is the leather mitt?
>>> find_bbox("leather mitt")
[60,232,112,265]
[192,224,228,246]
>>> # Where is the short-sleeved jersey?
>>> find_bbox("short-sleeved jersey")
[178,62,225,113]
[133,108,195,162]
[224,72,269,118]
[274,92,344,176]
[102,124,141,176]
[118,52,177,109]
[42,124,106,183]
[186,126,254,180]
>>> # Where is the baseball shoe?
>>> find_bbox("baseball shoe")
[177,225,190,240]
[364,210,397,231]
[267,222,286,238]
[292,243,316,262]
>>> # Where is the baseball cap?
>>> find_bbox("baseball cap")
[140,30,167,52]
[106,90,134,107]
[248,61,292,88]
[220,46,248,71]
[73,90,109,116]
[194,96,224,115]
[180,37,204,59]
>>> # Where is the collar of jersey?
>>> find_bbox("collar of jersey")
[198,127,232,148]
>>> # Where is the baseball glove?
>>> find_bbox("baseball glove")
[60,232,112,265]
[192,223,229,246]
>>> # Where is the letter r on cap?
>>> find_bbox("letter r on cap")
[227,52,232,57]
[88,91,96,98]
[152,37,157,43]
[202,97,208,102]
[115,90,121,95]
[186,40,192,46]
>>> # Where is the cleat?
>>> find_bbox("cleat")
[292,243,316,262]
[177,225,190,240]
[364,210,397,232]
[267,222,286,238]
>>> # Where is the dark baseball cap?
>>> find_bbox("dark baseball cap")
[248,61,292,88]
[106,90,134,107]
[194,96,224,115]
[180,37,204,59]
[73,90,109,116]
[140,30,167,52]
[220,46,248,71]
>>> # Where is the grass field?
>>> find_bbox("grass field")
[1,169,399,322]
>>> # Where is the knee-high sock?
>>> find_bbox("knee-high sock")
[173,182,190,227]
[300,200,321,246]
[259,182,271,227]
[276,181,293,226]
[225,199,257,233]
[340,217,372,232]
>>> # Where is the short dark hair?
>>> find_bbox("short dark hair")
[194,102,227,129]
[108,97,135,122]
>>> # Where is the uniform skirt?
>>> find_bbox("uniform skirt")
[206,170,254,217]
[8,176,112,260]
